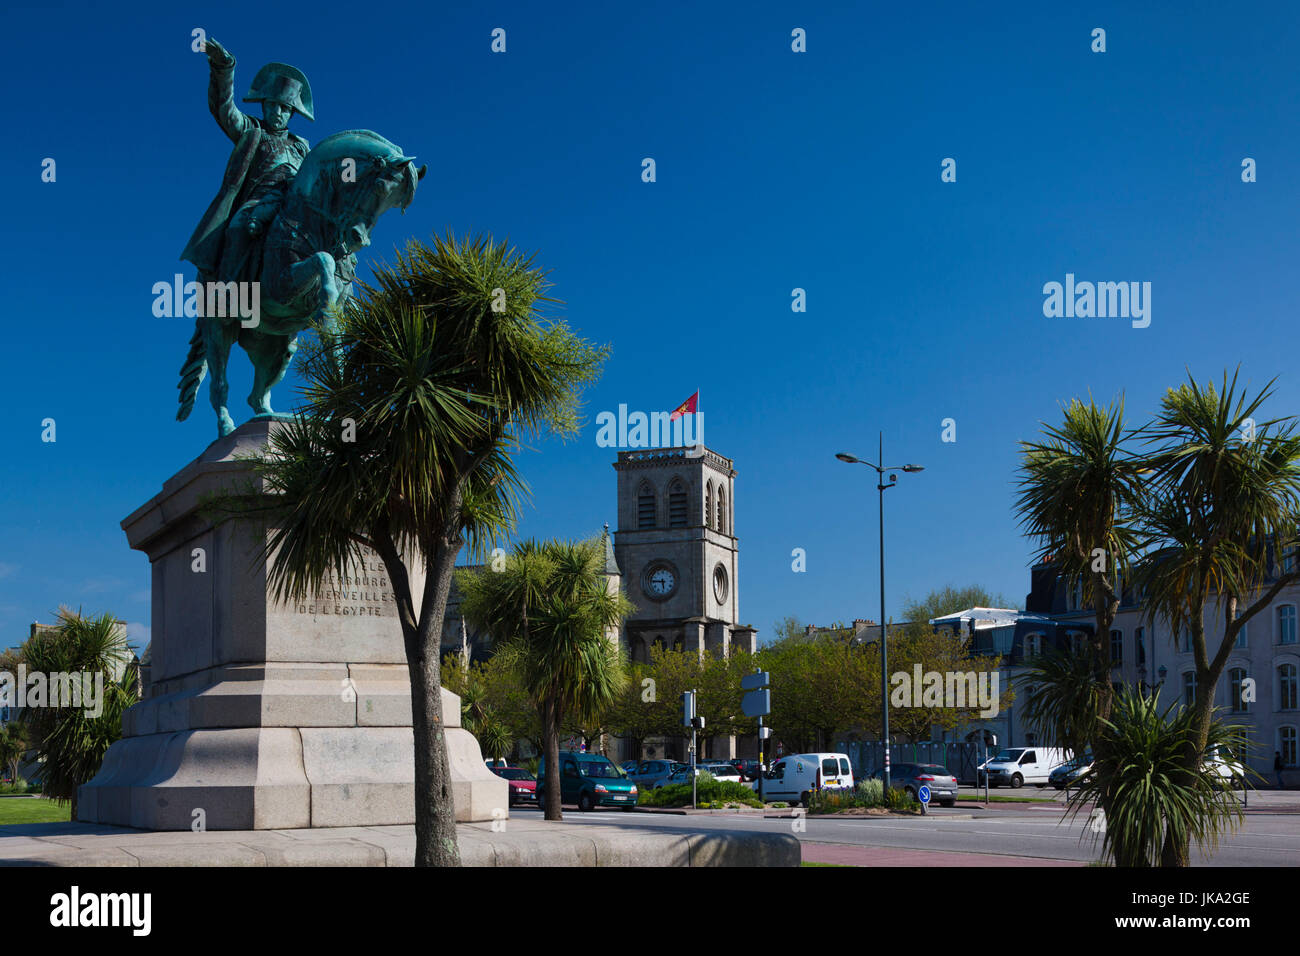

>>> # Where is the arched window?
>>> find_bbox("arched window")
[1229,667,1250,713]
[637,482,656,529]
[705,481,714,530]
[717,487,726,534]
[668,480,687,528]
[1135,626,1146,666]
[1279,605,1297,645]
[1023,632,1044,660]
[1110,630,1123,666]
[1279,663,1298,711]
[1183,671,1198,708]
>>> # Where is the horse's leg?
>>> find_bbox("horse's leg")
[241,329,297,416]
[204,316,238,437]
[287,251,340,324]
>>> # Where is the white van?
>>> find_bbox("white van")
[752,753,854,806]
[980,747,1068,788]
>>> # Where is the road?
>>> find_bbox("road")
[511,800,1300,866]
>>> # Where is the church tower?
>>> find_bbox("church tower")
[612,446,756,666]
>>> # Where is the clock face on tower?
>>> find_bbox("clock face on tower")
[645,565,677,598]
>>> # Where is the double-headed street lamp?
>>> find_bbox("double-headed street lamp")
[837,433,923,794]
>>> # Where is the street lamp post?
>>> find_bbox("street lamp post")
[837,433,923,796]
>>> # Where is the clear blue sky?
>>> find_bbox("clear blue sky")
[3,0,1300,652]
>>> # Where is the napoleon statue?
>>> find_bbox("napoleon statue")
[176,38,426,437]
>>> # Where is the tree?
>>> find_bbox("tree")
[0,722,29,786]
[886,625,1007,745]
[441,654,512,760]
[1015,395,1144,830]
[18,610,138,817]
[604,660,664,759]
[1019,645,1102,765]
[1064,688,1247,867]
[456,538,632,820]
[1137,369,1300,865]
[249,232,607,865]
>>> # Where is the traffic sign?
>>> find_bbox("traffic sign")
[741,688,770,718]
[917,784,932,805]
[741,671,770,691]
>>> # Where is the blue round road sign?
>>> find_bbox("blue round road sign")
[917,784,932,805]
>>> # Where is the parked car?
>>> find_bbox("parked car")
[979,747,1068,788]
[619,760,640,776]
[1049,754,1093,790]
[696,762,742,784]
[489,765,538,807]
[874,763,958,807]
[536,752,639,811]
[1205,747,1248,789]
[628,759,687,790]
[731,759,762,781]
[752,753,854,806]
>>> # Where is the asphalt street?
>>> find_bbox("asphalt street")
[513,801,1300,866]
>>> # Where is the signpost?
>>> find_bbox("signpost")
[918,784,931,815]
[742,670,771,804]
[683,691,697,809]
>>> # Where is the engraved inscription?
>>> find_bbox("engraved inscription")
[293,551,396,617]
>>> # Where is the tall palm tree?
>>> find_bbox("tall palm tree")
[248,233,608,865]
[1137,368,1300,865]
[1064,688,1248,867]
[1015,395,1144,756]
[19,609,138,817]
[457,538,632,820]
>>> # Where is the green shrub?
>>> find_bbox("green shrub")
[638,777,762,808]
[808,780,919,814]
[857,779,884,805]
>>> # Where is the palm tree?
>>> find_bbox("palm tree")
[1064,687,1248,866]
[248,233,608,865]
[456,538,632,820]
[19,609,138,817]
[1018,645,1101,768]
[1136,368,1300,864]
[1016,395,1144,737]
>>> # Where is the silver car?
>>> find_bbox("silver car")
[627,759,686,790]
[873,763,959,807]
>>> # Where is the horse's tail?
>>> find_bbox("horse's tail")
[176,319,207,422]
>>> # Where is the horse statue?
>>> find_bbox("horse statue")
[176,129,426,436]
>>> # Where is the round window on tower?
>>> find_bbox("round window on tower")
[713,564,729,604]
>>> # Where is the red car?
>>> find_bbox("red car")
[490,766,538,806]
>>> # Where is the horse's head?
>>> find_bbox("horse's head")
[289,130,426,256]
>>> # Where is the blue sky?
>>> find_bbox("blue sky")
[3,1,1300,651]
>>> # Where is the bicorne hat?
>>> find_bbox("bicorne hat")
[243,63,314,121]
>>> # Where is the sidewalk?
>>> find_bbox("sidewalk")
[0,818,800,867]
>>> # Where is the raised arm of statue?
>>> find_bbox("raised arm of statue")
[203,38,251,144]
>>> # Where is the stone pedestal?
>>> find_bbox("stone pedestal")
[78,419,506,830]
